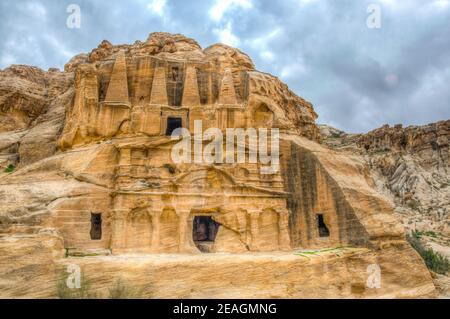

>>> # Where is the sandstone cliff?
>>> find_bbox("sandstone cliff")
[320,121,450,297]
[0,33,439,298]
[320,121,449,237]
[0,66,73,168]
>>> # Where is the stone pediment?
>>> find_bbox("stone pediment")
[174,167,236,193]
[172,166,288,197]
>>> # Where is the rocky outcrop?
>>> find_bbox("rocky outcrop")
[321,121,449,236]
[0,65,72,132]
[357,121,449,157]
[280,135,404,249]
[1,245,436,298]
[0,65,73,167]
[362,122,449,236]
[58,32,319,151]
[0,32,438,298]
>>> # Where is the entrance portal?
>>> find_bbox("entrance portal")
[192,216,220,253]
[317,214,330,238]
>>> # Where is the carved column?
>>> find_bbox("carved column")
[150,210,162,252]
[247,211,260,251]
[277,209,291,251]
[111,194,128,254]
[178,210,194,253]
[118,148,132,178]
[119,148,131,165]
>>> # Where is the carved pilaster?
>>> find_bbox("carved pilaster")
[118,148,131,175]
[110,194,130,253]
[247,211,260,251]
[277,209,291,251]
[178,210,196,253]
[150,210,162,252]
[111,209,127,253]
[119,148,131,166]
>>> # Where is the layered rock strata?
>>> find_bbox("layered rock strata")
[0,32,436,298]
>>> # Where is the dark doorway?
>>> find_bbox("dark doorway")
[193,216,220,253]
[317,214,330,238]
[90,213,102,240]
[166,117,182,136]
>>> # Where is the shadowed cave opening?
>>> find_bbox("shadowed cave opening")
[317,214,330,238]
[193,216,220,253]
[90,213,102,240]
[166,117,182,136]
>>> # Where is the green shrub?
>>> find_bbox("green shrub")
[422,231,438,238]
[412,230,422,240]
[57,273,144,299]
[413,230,439,239]
[330,132,342,138]
[407,199,420,210]
[407,232,450,275]
[108,278,141,299]
[4,164,15,173]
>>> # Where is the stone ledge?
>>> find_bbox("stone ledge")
[51,245,435,299]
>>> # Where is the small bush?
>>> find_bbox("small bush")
[413,231,422,240]
[413,230,439,239]
[4,164,15,173]
[57,269,147,299]
[407,232,450,275]
[108,278,141,299]
[407,199,420,210]
[423,231,438,238]
[330,132,342,138]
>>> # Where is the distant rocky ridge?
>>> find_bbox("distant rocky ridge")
[320,121,450,275]
[320,121,449,235]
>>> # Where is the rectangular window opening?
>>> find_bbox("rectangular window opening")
[90,213,102,240]
[166,117,182,136]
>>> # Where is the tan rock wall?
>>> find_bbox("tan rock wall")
[280,139,369,248]
[0,241,435,298]
[0,33,438,298]
[281,135,405,246]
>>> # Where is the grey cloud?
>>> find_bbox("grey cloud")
[0,0,449,133]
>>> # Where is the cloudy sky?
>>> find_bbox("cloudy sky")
[0,0,449,132]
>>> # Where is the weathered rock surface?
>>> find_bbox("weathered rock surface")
[320,121,450,236]
[0,65,74,168]
[320,121,450,297]
[0,242,436,298]
[0,33,438,298]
